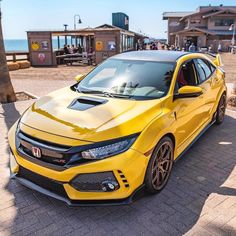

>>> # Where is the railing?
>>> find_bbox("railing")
[6,51,29,62]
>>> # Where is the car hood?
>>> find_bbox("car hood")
[20,87,163,142]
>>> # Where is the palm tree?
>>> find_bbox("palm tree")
[0,0,16,103]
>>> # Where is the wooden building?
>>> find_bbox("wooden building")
[27,24,147,66]
[163,5,236,52]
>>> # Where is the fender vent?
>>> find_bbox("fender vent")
[117,170,130,188]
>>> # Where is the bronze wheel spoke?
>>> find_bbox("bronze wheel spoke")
[158,144,168,161]
[152,164,158,173]
[150,141,173,190]
[159,166,167,176]
[152,172,158,184]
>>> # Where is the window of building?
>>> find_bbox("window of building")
[190,19,201,24]
[214,18,234,27]
[127,36,134,50]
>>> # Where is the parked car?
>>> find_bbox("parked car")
[8,50,227,205]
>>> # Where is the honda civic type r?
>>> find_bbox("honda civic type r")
[8,51,227,205]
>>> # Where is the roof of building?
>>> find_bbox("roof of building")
[27,24,147,38]
[163,6,236,20]
[205,30,235,36]
[95,24,147,38]
[202,8,236,18]
[111,50,189,62]
[163,12,195,20]
[170,27,235,36]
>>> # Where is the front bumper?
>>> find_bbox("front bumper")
[8,122,148,205]
[10,167,145,206]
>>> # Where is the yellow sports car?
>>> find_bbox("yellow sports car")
[8,51,227,205]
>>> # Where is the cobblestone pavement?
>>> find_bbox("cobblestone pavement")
[0,54,235,235]
[1,100,236,236]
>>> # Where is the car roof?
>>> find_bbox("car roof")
[112,50,190,62]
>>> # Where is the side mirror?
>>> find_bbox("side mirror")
[74,74,85,82]
[174,86,203,99]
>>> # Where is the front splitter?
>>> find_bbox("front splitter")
[11,174,145,207]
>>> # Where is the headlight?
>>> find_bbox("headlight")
[81,135,138,160]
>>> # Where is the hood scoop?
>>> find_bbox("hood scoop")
[68,96,108,111]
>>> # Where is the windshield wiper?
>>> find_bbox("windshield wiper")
[109,93,132,99]
[75,88,133,99]
[76,88,104,95]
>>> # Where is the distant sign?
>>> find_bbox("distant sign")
[31,41,40,51]
[41,40,49,50]
[102,52,108,59]
[108,41,116,51]
[125,17,129,26]
[96,41,103,51]
[38,53,46,63]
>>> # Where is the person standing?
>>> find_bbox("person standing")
[63,44,70,54]
[189,43,196,52]
[68,45,74,54]
[218,42,222,53]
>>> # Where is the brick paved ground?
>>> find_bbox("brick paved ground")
[0,53,236,235]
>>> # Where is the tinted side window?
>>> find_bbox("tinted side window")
[209,61,216,73]
[194,59,212,83]
[176,60,198,91]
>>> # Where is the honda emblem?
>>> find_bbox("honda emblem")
[32,147,41,158]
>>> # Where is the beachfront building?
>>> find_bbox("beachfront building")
[163,5,236,52]
[27,24,146,66]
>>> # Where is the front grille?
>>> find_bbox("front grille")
[17,166,68,198]
[16,131,73,167]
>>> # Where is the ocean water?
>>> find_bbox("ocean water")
[4,38,77,52]
[4,39,29,52]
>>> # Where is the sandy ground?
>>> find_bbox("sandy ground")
[9,53,236,98]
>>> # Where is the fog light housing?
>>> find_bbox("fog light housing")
[70,172,119,192]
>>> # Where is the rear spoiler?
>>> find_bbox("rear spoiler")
[203,52,223,67]
[213,54,223,67]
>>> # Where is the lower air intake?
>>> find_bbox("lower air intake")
[70,172,119,192]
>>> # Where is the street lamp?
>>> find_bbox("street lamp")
[229,23,235,46]
[63,24,68,31]
[74,14,82,30]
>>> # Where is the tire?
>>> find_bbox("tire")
[215,93,226,125]
[144,136,174,194]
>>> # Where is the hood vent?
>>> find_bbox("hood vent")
[68,96,108,111]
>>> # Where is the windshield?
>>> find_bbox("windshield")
[77,59,175,100]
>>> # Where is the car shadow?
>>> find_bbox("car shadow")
[1,105,236,235]
[1,102,21,130]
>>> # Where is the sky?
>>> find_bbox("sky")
[1,0,236,39]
